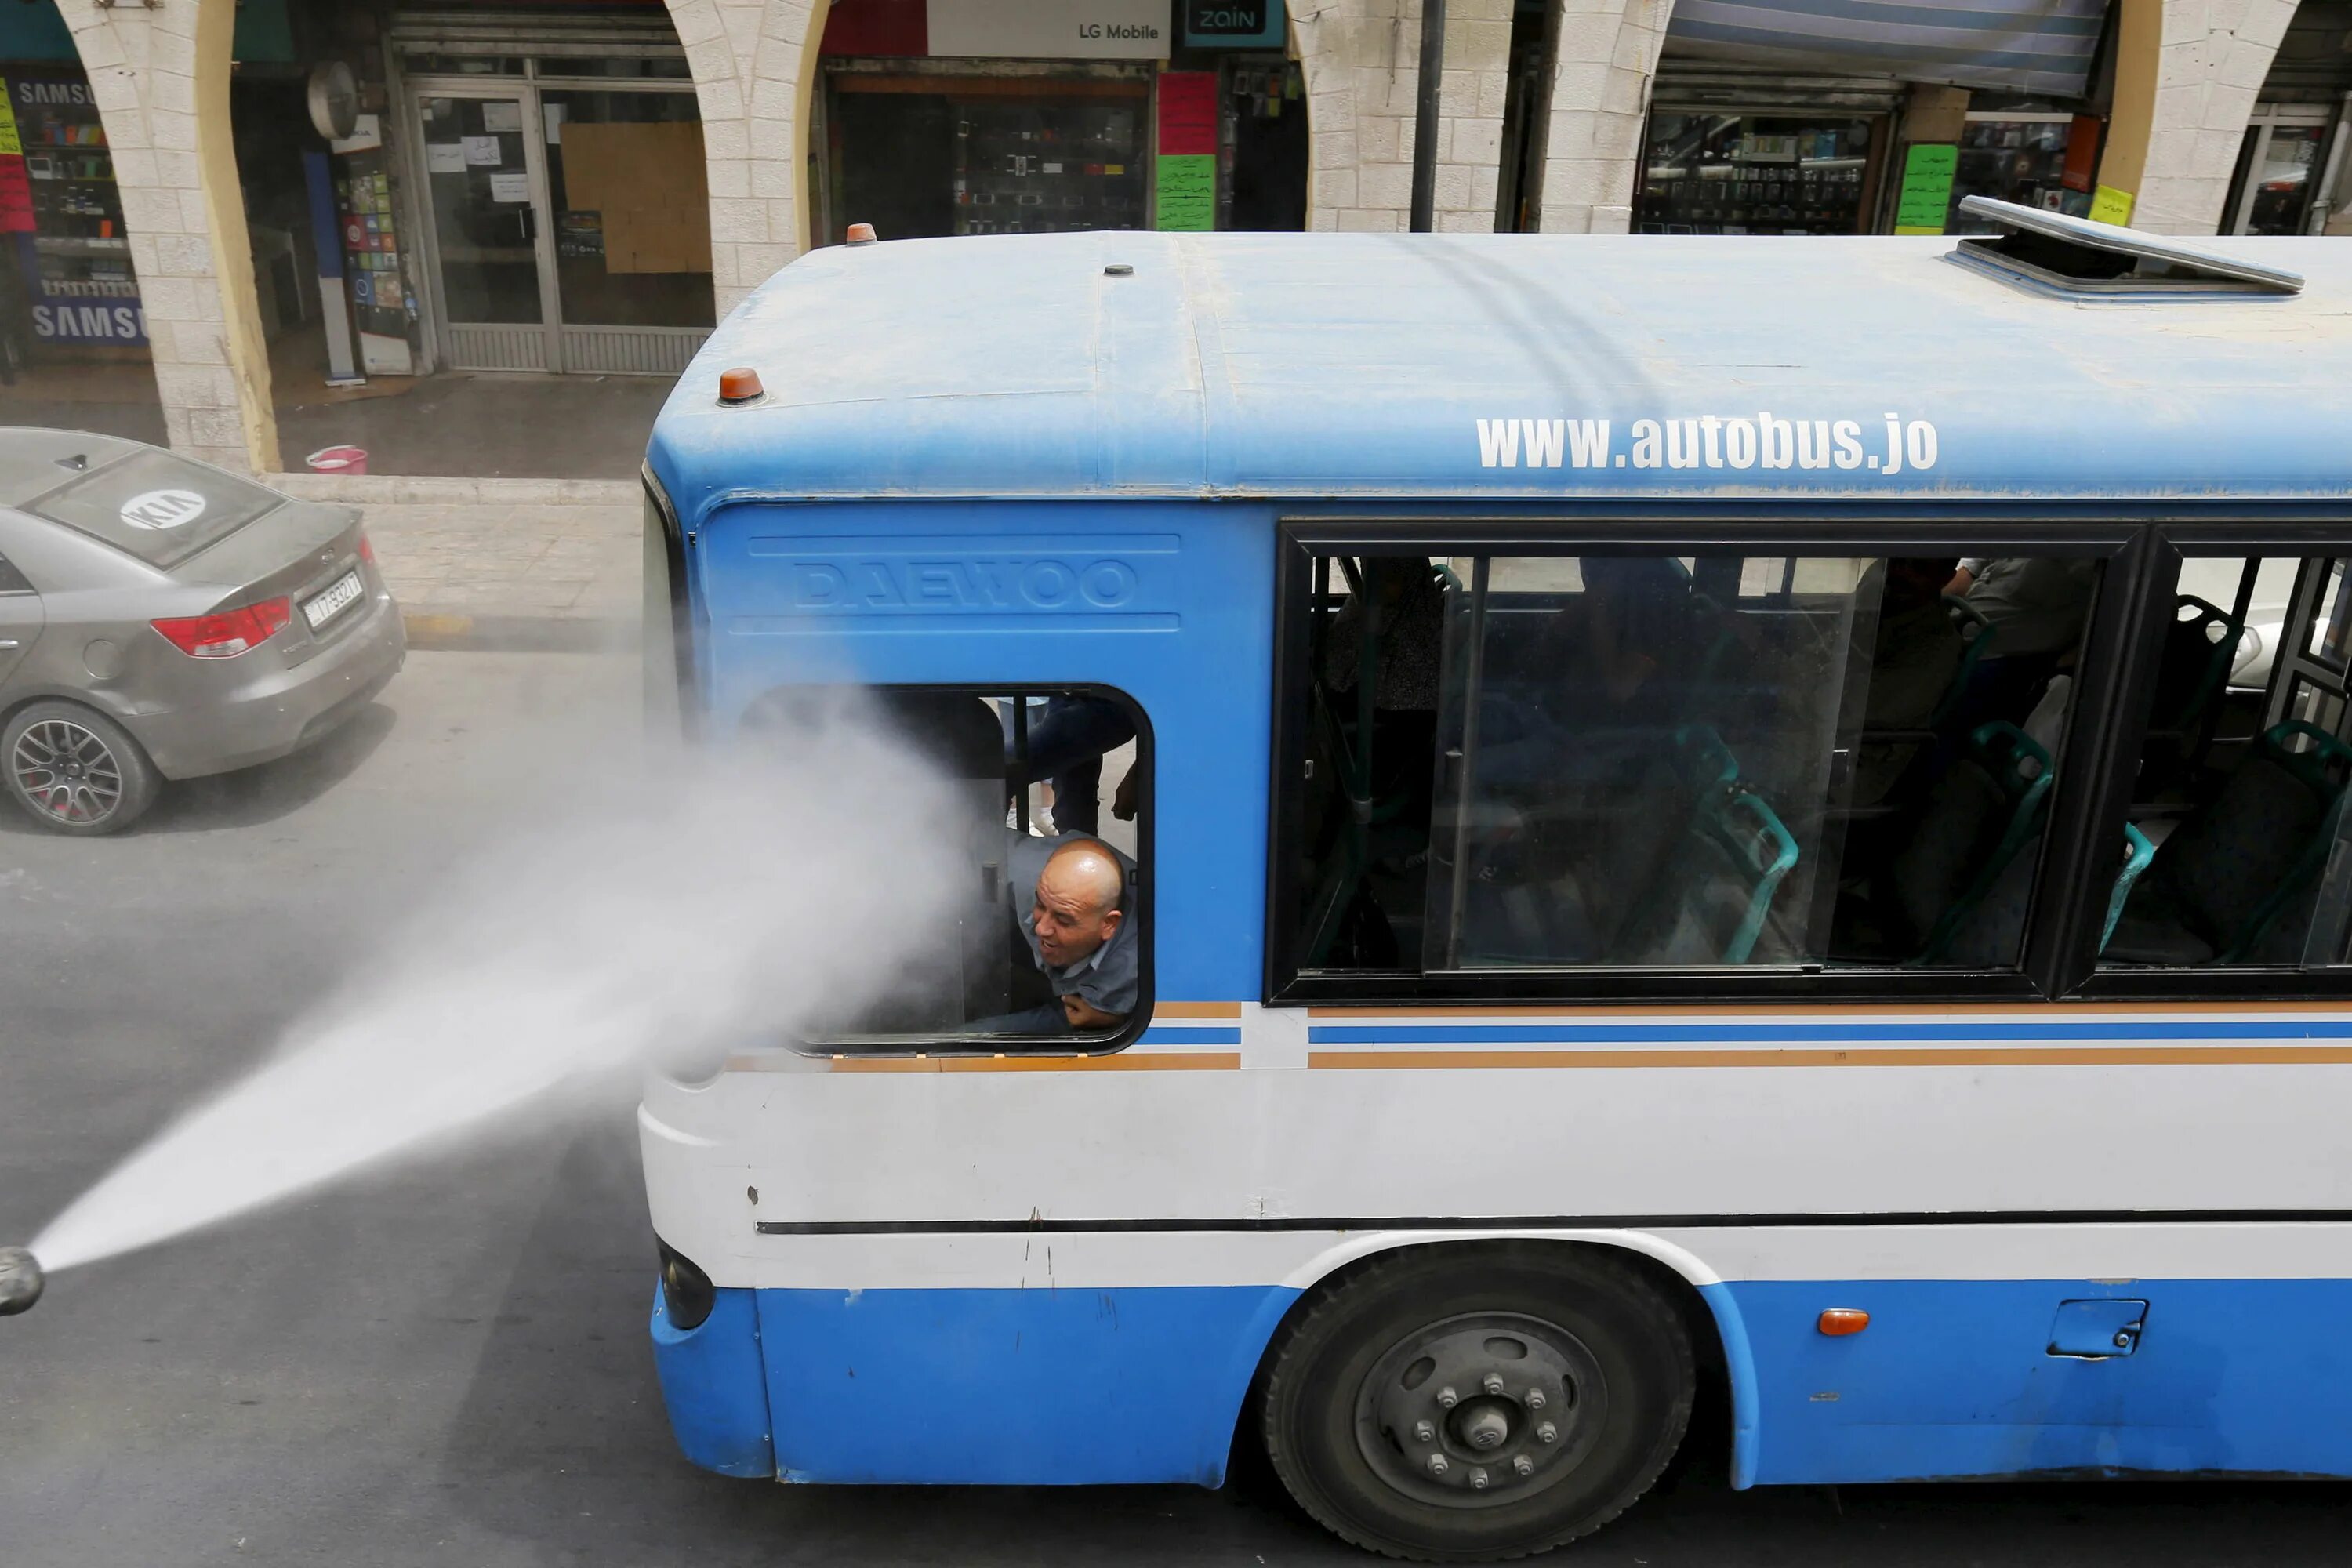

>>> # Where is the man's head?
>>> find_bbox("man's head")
[1031,839,1125,968]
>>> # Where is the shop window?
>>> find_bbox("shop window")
[2101,553,2352,971]
[540,89,716,329]
[533,57,691,81]
[404,54,524,76]
[1284,547,2104,985]
[824,72,1150,243]
[755,686,1151,1051]
[2241,124,2328,235]
[1635,114,1878,235]
[1947,116,2096,229]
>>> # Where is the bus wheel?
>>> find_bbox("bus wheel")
[1258,1244,1695,1563]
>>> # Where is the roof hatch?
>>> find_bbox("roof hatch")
[1946,196,2303,300]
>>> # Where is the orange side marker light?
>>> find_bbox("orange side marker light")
[845,222,878,245]
[1817,1308,1871,1337]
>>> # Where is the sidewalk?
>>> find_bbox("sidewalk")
[268,473,641,653]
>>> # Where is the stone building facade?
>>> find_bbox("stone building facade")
[19,0,2342,472]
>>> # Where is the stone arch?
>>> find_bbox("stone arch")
[2105,0,2303,234]
[1534,0,1674,234]
[662,0,826,316]
[1290,1,1515,233]
[53,0,276,471]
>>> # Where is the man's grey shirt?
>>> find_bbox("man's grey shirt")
[1005,829,1140,1017]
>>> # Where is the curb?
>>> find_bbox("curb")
[402,611,638,654]
[268,473,640,507]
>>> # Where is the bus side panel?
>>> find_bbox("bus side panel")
[651,1283,778,1478]
[754,1283,1301,1484]
[1730,1276,2352,1483]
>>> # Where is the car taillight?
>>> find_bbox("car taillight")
[357,532,376,564]
[151,597,292,659]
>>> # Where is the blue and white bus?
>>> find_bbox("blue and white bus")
[637,203,2352,1560]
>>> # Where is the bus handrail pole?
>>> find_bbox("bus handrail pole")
[1409,0,1448,233]
[1444,556,1490,967]
[1013,696,1030,834]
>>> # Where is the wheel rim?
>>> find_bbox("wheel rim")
[1353,1311,1607,1509]
[10,719,125,825]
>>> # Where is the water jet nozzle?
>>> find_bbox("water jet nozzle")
[0,1247,44,1316]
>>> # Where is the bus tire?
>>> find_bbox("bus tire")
[1258,1243,1695,1563]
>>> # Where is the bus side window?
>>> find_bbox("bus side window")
[1292,549,2103,977]
[2102,553,2352,971]
[752,684,1150,1050]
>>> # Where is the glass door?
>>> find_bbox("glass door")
[535,83,716,374]
[2225,106,2337,235]
[412,88,558,370]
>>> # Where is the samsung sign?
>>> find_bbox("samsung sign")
[1185,2,1287,49]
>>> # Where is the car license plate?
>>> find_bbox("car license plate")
[303,570,363,630]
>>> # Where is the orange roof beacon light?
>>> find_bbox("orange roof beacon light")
[717,367,765,407]
[845,222,878,246]
[1817,1308,1871,1337]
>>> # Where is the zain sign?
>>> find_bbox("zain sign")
[1185,1,1286,49]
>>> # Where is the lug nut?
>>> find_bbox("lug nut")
[1526,1388,1547,1410]
[1428,1454,1450,1475]
[1470,1468,1490,1490]
[1436,1386,1459,1409]
[1537,1421,1559,1444]
[1513,1454,1535,1476]
[1482,1372,1505,1395]
[1413,1420,1435,1442]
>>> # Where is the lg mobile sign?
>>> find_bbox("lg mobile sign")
[927,0,1168,59]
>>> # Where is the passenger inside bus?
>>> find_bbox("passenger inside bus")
[1002,693,1138,837]
[1293,550,2107,978]
[967,832,1138,1033]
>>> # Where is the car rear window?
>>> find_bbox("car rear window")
[30,449,284,569]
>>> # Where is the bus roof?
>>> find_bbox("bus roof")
[647,230,2352,517]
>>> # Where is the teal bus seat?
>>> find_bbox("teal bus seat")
[2103,822,2157,953]
[2108,719,2352,965]
[1886,721,2053,967]
[1635,727,1798,965]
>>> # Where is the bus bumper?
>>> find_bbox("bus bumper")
[650,1279,775,1479]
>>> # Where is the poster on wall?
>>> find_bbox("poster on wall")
[1154,71,1216,231]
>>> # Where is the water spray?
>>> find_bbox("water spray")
[0,1247,43,1316]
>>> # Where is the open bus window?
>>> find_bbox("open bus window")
[1292,550,2102,977]
[746,685,1149,1050]
[2101,553,2352,971]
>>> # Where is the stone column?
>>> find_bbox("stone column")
[1533,0,1672,234]
[1291,0,1515,233]
[668,0,822,316]
[2100,0,2300,234]
[56,0,277,473]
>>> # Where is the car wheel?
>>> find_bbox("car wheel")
[1260,1244,1695,1563]
[2,700,162,835]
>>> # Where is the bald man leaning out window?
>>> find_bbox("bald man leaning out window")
[975,832,1140,1036]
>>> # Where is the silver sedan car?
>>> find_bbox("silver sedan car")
[0,428,405,834]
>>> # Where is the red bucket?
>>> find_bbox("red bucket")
[305,445,368,476]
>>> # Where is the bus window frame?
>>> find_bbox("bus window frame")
[782,680,1156,1058]
[2068,521,2352,1001]
[1263,510,2149,1008]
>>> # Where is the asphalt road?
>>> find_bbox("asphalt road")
[3,651,2348,1568]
